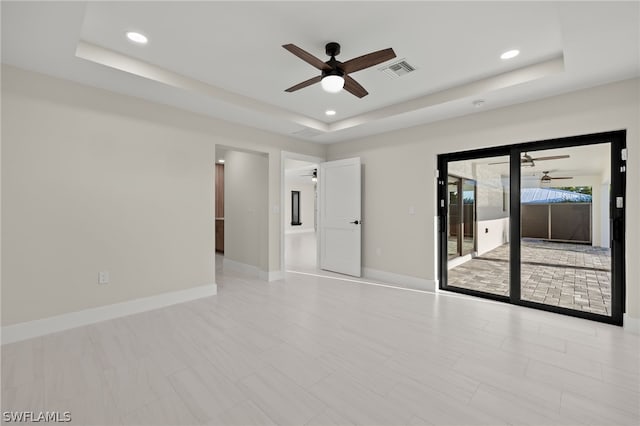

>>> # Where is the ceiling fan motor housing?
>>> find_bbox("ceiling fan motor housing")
[323,42,344,78]
[322,66,344,79]
[325,42,341,57]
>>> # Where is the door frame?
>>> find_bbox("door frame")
[437,130,626,325]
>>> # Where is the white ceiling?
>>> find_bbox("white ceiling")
[2,1,638,144]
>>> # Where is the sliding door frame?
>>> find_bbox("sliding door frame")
[437,130,626,325]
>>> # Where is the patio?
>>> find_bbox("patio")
[447,239,611,316]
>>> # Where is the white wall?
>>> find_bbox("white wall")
[284,181,316,233]
[327,78,639,319]
[563,175,605,247]
[224,150,268,271]
[1,65,325,326]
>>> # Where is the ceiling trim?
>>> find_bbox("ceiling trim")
[75,40,328,132]
[327,55,565,133]
[77,40,564,139]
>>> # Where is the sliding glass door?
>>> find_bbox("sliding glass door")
[438,131,626,325]
[444,157,510,298]
[519,143,614,317]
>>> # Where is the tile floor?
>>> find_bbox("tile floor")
[2,252,639,425]
[285,231,318,273]
[448,239,612,315]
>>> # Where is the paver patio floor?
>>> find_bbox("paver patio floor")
[447,239,611,316]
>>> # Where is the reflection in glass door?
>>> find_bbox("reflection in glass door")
[447,177,460,259]
[444,156,510,298]
[519,143,613,317]
[447,176,476,259]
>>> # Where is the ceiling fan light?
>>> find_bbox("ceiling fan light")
[321,75,344,93]
[540,175,552,186]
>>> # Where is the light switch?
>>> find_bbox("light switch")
[98,271,109,284]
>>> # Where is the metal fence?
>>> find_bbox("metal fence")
[521,203,591,243]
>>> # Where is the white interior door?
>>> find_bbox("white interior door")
[318,157,361,277]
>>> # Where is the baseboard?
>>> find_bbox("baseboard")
[222,258,281,282]
[285,228,315,235]
[223,258,261,277]
[1,283,217,345]
[265,270,284,281]
[624,314,640,335]
[363,268,436,292]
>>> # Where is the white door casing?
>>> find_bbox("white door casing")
[318,157,362,277]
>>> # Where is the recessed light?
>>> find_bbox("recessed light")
[472,99,485,108]
[218,159,225,164]
[126,31,148,45]
[325,110,336,116]
[500,49,519,60]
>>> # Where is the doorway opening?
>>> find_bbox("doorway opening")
[437,131,626,325]
[283,157,319,272]
[281,152,363,279]
[215,145,269,280]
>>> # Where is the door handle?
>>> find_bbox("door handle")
[350,220,360,225]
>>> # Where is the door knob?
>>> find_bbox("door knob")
[350,220,360,225]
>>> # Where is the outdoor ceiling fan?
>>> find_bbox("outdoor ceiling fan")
[489,152,570,167]
[282,42,396,98]
[540,171,573,186]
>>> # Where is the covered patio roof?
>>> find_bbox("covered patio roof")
[521,188,592,204]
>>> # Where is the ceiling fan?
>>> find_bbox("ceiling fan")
[300,168,318,182]
[540,170,573,185]
[283,42,396,98]
[489,152,570,167]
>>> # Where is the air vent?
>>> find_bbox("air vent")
[380,59,416,79]
[291,128,323,138]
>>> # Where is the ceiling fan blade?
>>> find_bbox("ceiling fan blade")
[342,48,396,74]
[531,155,570,161]
[488,161,509,165]
[343,75,368,98]
[282,44,331,71]
[285,75,322,92]
[550,176,573,179]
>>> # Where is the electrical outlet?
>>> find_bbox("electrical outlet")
[98,271,109,284]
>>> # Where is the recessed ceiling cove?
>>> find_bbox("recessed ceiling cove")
[2,1,638,143]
